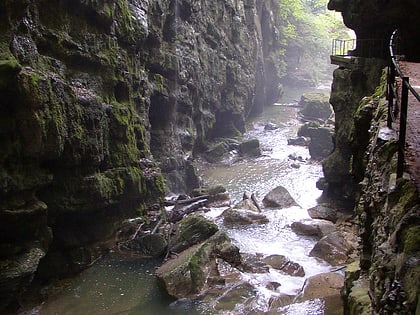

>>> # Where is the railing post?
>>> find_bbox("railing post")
[387,64,395,128]
[397,77,409,178]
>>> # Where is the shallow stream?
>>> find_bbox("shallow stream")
[30,85,338,315]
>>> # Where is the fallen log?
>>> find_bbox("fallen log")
[168,199,208,223]
[163,195,210,207]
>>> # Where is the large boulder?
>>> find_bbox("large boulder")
[298,122,334,160]
[204,140,238,163]
[222,208,269,226]
[296,272,345,314]
[291,219,337,238]
[298,272,344,300]
[169,214,219,254]
[310,231,358,266]
[239,139,261,157]
[156,230,241,299]
[125,233,167,257]
[262,186,299,208]
[307,204,338,223]
[298,92,332,121]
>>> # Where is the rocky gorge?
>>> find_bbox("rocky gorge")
[0,0,419,314]
[0,0,284,311]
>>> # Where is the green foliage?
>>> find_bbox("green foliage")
[276,0,350,84]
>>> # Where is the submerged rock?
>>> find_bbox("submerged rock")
[264,122,279,130]
[262,186,299,209]
[263,254,305,277]
[239,253,270,274]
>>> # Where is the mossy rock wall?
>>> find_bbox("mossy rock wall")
[0,0,284,310]
[335,69,420,314]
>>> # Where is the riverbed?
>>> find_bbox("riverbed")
[26,85,339,315]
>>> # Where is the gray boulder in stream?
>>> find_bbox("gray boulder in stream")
[298,92,332,121]
[309,231,358,266]
[263,254,305,277]
[262,186,299,209]
[239,139,261,157]
[169,214,219,254]
[222,208,269,226]
[291,219,337,238]
[156,230,241,299]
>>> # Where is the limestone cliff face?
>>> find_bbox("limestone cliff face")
[322,59,387,203]
[339,72,420,315]
[0,0,283,310]
[326,1,420,314]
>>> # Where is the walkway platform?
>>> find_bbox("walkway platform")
[398,61,420,191]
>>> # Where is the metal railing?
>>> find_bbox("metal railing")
[331,38,387,58]
[331,38,356,56]
[387,29,420,178]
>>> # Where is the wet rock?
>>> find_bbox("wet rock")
[264,122,279,130]
[233,192,261,212]
[298,272,344,301]
[233,199,259,212]
[288,153,305,162]
[287,136,311,146]
[262,186,299,209]
[222,208,269,226]
[213,282,257,312]
[307,204,338,223]
[169,214,219,254]
[204,140,234,163]
[263,254,305,277]
[0,247,46,310]
[266,281,282,291]
[239,138,261,157]
[291,219,337,238]
[156,230,240,299]
[268,293,295,309]
[239,253,270,273]
[191,185,231,207]
[309,231,358,266]
[298,123,334,160]
[125,233,167,257]
[298,92,332,121]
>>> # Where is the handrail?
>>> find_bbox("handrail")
[387,29,420,178]
[331,38,387,58]
[389,30,420,101]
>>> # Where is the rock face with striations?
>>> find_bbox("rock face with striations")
[325,1,420,314]
[0,0,284,311]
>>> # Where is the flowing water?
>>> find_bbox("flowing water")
[28,85,338,315]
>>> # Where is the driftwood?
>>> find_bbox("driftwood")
[168,199,208,223]
[163,195,210,207]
